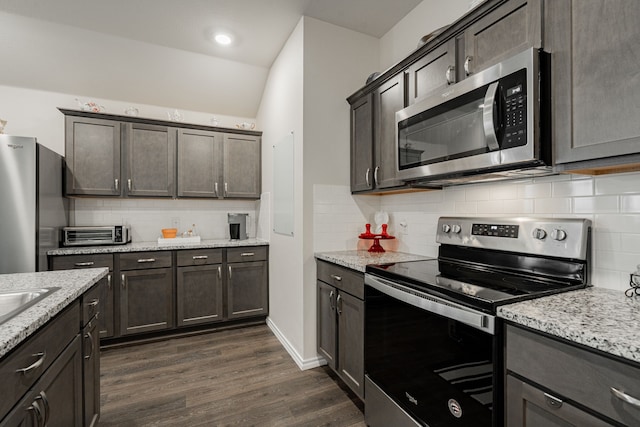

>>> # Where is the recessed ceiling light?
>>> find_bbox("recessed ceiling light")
[214,33,233,46]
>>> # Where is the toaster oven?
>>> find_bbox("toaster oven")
[62,226,131,246]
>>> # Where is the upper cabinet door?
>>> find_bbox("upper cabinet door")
[222,134,261,199]
[374,74,406,189]
[177,129,223,198]
[407,39,456,104]
[350,94,374,193]
[548,0,640,168]
[464,0,542,75]
[125,123,176,198]
[65,116,121,196]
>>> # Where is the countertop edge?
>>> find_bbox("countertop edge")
[315,250,432,273]
[48,238,269,255]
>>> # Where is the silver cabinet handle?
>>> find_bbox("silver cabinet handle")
[365,168,370,187]
[482,81,501,151]
[446,65,456,85]
[224,182,228,197]
[464,56,473,76]
[330,274,342,282]
[114,178,119,191]
[374,166,379,186]
[214,182,219,197]
[28,399,44,427]
[127,178,132,191]
[329,290,335,311]
[336,294,342,315]
[240,252,255,257]
[84,330,95,360]
[228,265,232,279]
[74,261,94,267]
[36,391,50,427]
[16,352,46,375]
[86,298,99,308]
[107,274,112,290]
[192,255,209,260]
[217,266,222,280]
[137,258,156,263]
[544,392,563,409]
[611,387,640,408]
[121,273,126,288]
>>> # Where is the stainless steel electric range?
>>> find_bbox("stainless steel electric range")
[364,217,592,427]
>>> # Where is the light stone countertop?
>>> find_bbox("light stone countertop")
[0,268,108,358]
[498,287,640,364]
[48,238,268,255]
[314,250,432,272]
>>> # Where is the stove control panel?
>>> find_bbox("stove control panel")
[472,223,519,238]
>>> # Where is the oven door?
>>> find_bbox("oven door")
[364,274,501,427]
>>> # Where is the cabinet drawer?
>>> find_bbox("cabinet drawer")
[81,279,105,326]
[506,325,640,425]
[316,260,364,300]
[227,246,267,263]
[119,251,172,270]
[0,301,79,420]
[50,253,113,271]
[176,249,222,266]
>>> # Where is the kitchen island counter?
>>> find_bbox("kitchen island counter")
[48,238,268,255]
[498,287,640,364]
[0,268,108,358]
[315,250,431,272]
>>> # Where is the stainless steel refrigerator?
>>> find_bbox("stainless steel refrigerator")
[0,135,68,273]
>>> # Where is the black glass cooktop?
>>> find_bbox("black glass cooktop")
[365,258,587,313]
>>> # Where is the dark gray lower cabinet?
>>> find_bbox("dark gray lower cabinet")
[82,318,100,427]
[177,264,223,327]
[120,268,174,335]
[316,261,364,400]
[227,260,268,319]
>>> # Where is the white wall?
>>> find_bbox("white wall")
[379,0,470,70]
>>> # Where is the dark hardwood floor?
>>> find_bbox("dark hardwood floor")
[99,325,366,426]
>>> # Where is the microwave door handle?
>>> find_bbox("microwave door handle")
[483,81,500,151]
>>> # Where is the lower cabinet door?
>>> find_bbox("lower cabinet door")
[177,264,224,327]
[83,319,100,427]
[317,281,337,370]
[1,336,83,427]
[120,268,174,335]
[506,375,612,427]
[337,291,364,400]
[99,273,116,339]
[227,261,268,319]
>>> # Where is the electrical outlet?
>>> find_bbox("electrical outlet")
[398,220,408,235]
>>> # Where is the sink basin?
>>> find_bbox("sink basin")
[0,287,60,324]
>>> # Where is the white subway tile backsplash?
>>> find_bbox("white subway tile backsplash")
[621,195,640,213]
[620,234,640,254]
[517,182,552,199]
[454,201,477,214]
[553,179,594,197]
[595,171,640,195]
[574,196,619,214]
[534,197,571,213]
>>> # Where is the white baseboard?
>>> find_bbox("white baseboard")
[266,317,326,371]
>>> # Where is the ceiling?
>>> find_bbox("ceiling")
[0,0,423,68]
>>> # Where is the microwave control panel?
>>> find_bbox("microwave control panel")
[502,69,527,148]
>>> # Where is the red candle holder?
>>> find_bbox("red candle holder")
[358,224,395,253]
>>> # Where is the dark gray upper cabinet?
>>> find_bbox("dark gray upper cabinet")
[124,123,176,198]
[546,0,640,171]
[223,134,261,199]
[65,116,121,196]
[407,39,456,104]
[177,129,224,198]
[350,94,374,193]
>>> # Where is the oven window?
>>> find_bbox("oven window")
[365,285,496,427]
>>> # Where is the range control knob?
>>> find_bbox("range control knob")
[451,224,462,234]
[442,224,451,233]
[532,228,547,240]
[551,229,567,241]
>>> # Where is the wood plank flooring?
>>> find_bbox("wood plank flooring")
[99,324,366,426]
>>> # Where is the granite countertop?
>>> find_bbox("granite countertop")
[0,268,108,358]
[315,250,432,272]
[48,238,268,255]
[498,287,640,364]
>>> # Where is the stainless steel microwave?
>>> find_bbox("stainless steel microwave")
[396,48,552,185]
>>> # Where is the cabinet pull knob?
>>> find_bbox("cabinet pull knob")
[611,387,640,408]
[464,56,473,76]
[544,392,563,409]
[214,182,219,197]
[228,265,232,279]
[224,182,228,197]
[192,255,209,260]
[74,261,94,267]
[240,252,254,257]
[329,290,335,311]
[115,178,119,191]
[107,274,112,290]
[127,178,132,191]
[218,266,222,280]
[121,273,126,288]
[330,274,342,282]
[137,258,156,263]
[446,65,456,85]
[374,166,379,186]
[16,351,46,374]
[84,331,95,360]
[365,168,370,187]
[336,294,342,315]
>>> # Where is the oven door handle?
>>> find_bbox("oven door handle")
[365,275,495,334]
[482,81,501,152]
